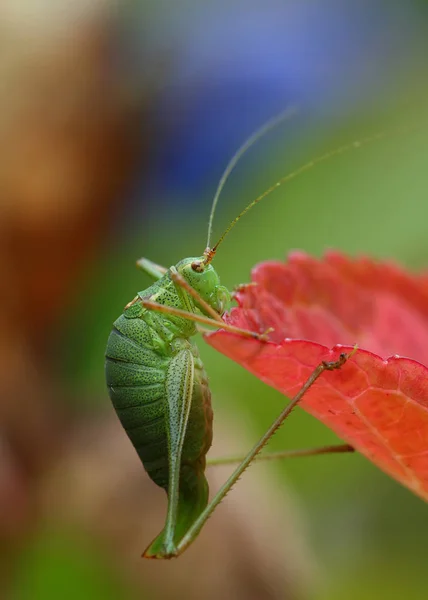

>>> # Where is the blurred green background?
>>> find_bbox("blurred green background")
[1,1,428,599]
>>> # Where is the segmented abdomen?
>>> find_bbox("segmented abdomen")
[105,313,213,490]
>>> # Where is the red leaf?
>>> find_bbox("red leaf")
[205,252,428,502]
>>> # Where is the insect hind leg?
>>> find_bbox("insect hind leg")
[172,351,354,555]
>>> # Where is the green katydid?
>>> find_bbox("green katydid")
[105,111,395,559]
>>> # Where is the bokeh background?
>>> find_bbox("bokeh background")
[1,1,428,599]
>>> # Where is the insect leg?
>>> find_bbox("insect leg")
[141,299,268,340]
[136,257,168,280]
[174,352,351,556]
[143,348,194,559]
[207,443,354,466]
[169,267,224,323]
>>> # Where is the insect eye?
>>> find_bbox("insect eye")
[191,261,204,273]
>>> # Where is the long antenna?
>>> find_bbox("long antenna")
[205,106,298,249]
[204,129,394,263]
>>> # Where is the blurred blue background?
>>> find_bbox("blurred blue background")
[1,1,428,599]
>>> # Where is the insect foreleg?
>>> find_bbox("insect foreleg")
[136,257,168,280]
[143,348,194,559]
[173,352,352,556]
[141,299,267,340]
[169,268,224,323]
